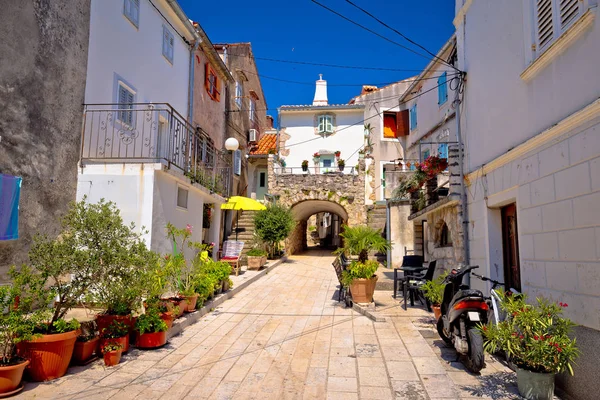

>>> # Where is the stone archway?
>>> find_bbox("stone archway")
[286,200,350,255]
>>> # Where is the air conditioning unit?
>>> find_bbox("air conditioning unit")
[248,129,258,143]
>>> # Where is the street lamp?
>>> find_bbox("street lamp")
[224,137,239,197]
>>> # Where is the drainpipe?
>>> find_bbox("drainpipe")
[386,199,392,269]
[454,73,470,284]
[187,39,201,124]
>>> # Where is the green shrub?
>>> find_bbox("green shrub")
[254,204,295,257]
[421,272,447,306]
[135,309,168,335]
[341,260,379,287]
[247,248,267,257]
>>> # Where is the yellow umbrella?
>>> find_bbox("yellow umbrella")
[221,196,266,240]
[221,196,266,211]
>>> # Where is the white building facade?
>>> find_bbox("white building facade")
[455,1,600,398]
[78,0,226,255]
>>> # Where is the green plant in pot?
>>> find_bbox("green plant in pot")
[335,225,390,304]
[102,342,123,367]
[478,293,579,400]
[421,272,447,320]
[99,320,129,354]
[0,280,43,395]
[247,248,267,270]
[9,198,135,381]
[301,160,309,171]
[135,308,168,349]
[253,204,295,259]
[338,159,345,171]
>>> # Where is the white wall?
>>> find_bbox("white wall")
[279,109,365,172]
[86,0,192,114]
[458,0,600,173]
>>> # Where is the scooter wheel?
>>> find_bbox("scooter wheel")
[436,317,452,346]
[464,328,485,373]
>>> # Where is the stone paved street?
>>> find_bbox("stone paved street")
[18,250,524,399]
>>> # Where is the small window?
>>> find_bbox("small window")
[321,155,334,168]
[383,112,398,138]
[317,115,333,134]
[439,222,452,247]
[437,71,448,105]
[204,64,220,101]
[117,83,135,125]
[259,172,266,187]
[249,98,255,122]
[123,0,139,27]
[177,186,189,209]
[162,26,174,63]
[409,104,417,130]
[235,81,242,109]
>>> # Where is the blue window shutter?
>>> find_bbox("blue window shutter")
[410,105,417,130]
[438,72,447,105]
[438,143,448,159]
[234,150,241,175]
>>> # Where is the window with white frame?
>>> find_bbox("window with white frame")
[317,115,333,134]
[123,0,140,27]
[534,0,584,53]
[249,98,255,122]
[235,81,242,109]
[117,83,135,125]
[409,104,417,130]
[162,26,174,63]
[321,154,334,169]
[177,185,188,209]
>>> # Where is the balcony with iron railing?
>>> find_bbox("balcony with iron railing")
[80,103,232,197]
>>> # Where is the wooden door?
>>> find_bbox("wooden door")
[501,204,521,291]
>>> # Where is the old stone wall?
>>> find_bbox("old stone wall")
[425,205,462,273]
[0,0,91,279]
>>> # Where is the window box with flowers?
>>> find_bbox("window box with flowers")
[478,293,579,400]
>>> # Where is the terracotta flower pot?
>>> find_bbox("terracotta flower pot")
[0,359,29,395]
[96,314,135,335]
[136,331,167,349]
[99,335,128,354]
[103,350,122,367]
[16,329,79,382]
[349,276,378,304]
[183,294,199,312]
[160,312,174,329]
[261,256,267,266]
[247,256,262,270]
[72,337,99,365]
[432,305,442,320]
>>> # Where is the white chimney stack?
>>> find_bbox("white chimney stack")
[312,74,328,106]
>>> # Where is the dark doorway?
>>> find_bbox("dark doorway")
[501,203,521,292]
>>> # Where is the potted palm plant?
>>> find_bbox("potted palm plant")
[479,293,579,400]
[301,160,309,172]
[135,309,168,349]
[0,281,39,395]
[102,342,123,367]
[421,272,447,320]
[335,225,391,303]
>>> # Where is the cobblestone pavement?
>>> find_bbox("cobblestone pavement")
[18,249,525,400]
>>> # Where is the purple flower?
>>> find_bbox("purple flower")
[186,224,193,234]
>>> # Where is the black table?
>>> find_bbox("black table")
[393,266,428,299]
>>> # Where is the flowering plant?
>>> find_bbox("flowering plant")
[313,152,320,159]
[478,292,579,375]
[419,155,448,177]
[334,151,341,158]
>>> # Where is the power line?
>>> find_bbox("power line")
[344,0,460,72]
[225,53,428,72]
[310,0,443,64]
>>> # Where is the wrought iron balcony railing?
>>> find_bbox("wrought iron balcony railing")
[80,103,231,197]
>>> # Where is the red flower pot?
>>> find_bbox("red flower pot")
[72,337,99,365]
[96,314,135,338]
[103,350,122,367]
[160,312,174,329]
[16,329,79,382]
[0,359,29,395]
[183,294,199,312]
[136,331,167,349]
[99,335,128,354]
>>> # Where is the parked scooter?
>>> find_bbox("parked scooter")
[436,265,489,373]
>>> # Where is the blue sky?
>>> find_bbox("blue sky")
[179,0,455,116]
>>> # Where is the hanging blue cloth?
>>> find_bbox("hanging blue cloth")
[0,174,22,240]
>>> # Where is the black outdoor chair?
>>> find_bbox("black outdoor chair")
[402,260,437,311]
[393,255,424,299]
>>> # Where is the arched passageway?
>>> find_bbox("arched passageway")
[287,200,349,255]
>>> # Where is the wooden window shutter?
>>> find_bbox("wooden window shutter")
[396,110,409,136]
[537,0,554,49]
[215,75,220,102]
[204,63,210,91]
[560,0,580,29]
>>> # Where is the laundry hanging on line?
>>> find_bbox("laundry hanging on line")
[0,174,22,241]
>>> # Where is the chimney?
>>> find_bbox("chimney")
[312,74,328,106]
[266,115,274,129]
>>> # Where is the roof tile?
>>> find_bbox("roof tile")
[249,133,277,155]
